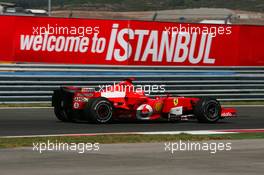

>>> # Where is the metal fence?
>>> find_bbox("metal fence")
[0,63,264,104]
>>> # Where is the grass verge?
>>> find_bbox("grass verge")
[1,133,264,149]
[4,0,264,12]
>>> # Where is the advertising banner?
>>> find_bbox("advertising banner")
[0,16,263,66]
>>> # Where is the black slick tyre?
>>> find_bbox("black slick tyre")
[52,90,76,122]
[83,97,113,123]
[194,97,221,123]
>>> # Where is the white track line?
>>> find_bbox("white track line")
[0,128,264,138]
[3,129,264,138]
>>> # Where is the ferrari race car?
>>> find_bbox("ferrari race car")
[52,78,236,123]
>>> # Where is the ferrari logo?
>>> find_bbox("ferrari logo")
[173,98,178,106]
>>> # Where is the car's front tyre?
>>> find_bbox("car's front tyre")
[194,97,221,123]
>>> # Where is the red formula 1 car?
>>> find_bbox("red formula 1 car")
[52,78,236,123]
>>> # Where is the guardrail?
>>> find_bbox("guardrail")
[0,63,263,104]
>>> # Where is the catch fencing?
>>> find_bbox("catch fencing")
[0,64,263,104]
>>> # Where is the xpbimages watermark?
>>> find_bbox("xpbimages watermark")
[32,140,100,154]
[97,82,166,95]
[164,24,232,37]
[164,140,232,154]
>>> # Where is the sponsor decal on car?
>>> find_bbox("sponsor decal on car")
[154,102,163,112]
[74,96,89,102]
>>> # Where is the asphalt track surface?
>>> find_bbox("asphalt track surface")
[1,140,264,175]
[0,107,264,136]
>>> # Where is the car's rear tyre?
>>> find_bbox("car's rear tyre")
[194,97,221,123]
[83,97,113,123]
[53,92,76,122]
